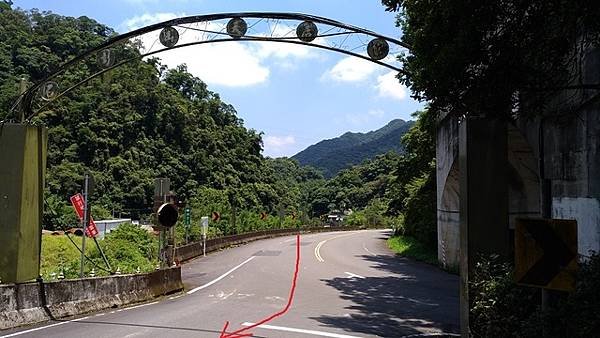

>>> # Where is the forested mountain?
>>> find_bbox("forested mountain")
[0,7,317,228]
[292,119,413,177]
[0,5,436,248]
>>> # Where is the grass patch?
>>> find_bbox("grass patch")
[387,235,438,265]
[41,223,159,280]
[41,235,94,279]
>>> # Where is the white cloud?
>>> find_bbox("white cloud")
[123,13,323,87]
[254,24,318,60]
[123,12,185,32]
[158,43,270,87]
[375,71,407,100]
[263,135,296,157]
[321,56,379,82]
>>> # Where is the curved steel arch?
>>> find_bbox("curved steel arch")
[10,12,411,121]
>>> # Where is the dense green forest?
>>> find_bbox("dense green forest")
[292,118,413,178]
[0,5,437,251]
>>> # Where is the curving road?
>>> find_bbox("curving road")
[1,229,459,338]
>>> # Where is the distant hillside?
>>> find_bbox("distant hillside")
[292,119,414,177]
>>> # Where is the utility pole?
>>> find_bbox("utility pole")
[19,77,27,123]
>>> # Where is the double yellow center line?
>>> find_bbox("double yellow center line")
[313,231,361,263]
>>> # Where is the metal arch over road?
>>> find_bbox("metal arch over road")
[9,12,411,121]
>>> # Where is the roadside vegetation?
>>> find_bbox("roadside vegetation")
[387,236,437,265]
[383,0,600,334]
[41,223,158,279]
[1,4,439,277]
[470,253,600,337]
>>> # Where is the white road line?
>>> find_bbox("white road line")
[400,332,461,337]
[0,316,90,338]
[344,271,366,279]
[122,301,159,311]
[283,237,296,243]
[241,322,363,338]
[168,295,183,300]
[314,240,326,262]
[187,256,256,294]
[362,243,377,256]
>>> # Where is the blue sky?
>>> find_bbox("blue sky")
[14,0,424,157]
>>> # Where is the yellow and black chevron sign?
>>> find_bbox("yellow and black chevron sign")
[515,218,578,292]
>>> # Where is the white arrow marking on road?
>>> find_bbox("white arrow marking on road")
[187,256,256,294]
[242,322,363,338]
[344,271,366,279]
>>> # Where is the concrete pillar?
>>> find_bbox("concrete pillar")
[459,117,509,336]
[0,124,47,283]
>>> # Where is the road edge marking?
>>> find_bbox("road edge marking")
[187,256,256,294]
[241,322,363,338]
[0,316,90,338]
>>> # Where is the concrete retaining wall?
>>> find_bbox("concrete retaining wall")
[0,266,183,330]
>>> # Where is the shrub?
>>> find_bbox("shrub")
[469,254,539,337]
[469,253,600,337]
[402,169,437,248]
[88,223,158,274]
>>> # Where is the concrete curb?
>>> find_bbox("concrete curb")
[0,266,183,331]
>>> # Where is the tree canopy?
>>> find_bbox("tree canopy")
[383,0,600,118]
[0,7,320,228]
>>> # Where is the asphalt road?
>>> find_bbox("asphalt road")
[1,229,459,338]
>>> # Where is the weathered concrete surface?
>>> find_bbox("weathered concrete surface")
[542,94,600,256]
[436,99,600,266]
[0,124,47,283]
[436,116,460,271]
[0,267,183,330]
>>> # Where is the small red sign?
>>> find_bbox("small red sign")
[70,193,99,238]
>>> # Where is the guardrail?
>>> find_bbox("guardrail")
[174,226,362,263]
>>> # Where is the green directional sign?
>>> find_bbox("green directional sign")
[184,207,191,227]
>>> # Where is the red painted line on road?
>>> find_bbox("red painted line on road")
[219,234,301,338]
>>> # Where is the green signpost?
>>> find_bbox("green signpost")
[184,207,191,243]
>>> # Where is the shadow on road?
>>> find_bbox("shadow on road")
[312,254,459,337]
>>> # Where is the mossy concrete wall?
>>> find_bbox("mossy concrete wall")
[0,266,183,330]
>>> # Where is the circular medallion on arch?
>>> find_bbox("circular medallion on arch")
[40,81,59,101]
[367,38,390,60]
[97,48,115,68]
[159,26,179,48]
[226,17,248,39]
[296,20,318,42]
